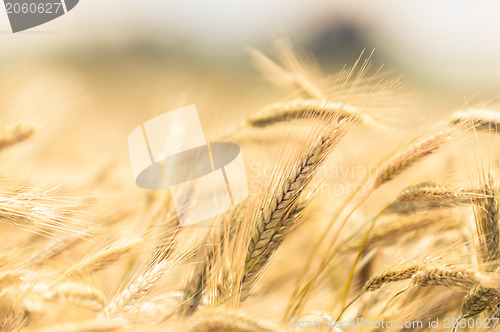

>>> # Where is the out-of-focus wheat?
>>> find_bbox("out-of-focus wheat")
[373,129,454,188]
[449,109,500,132]
[5,43,500,332]
[242,117,355,299]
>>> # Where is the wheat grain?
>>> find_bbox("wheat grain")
[179,207,239,314]
[46,281,106,311]
[461,173,500,317]
[382,181,475,215]
[363,262,424,292]
[5,42,500,332]
[393,181,472,203]
[449,109,500,132]
[373,129,453,188]
[0,190,93,239]
[106,245,188,317]
[106,259,178,316]
[62,238,142,278]
[473,173,500,263]
[247,98,376,128]
[29,235,82,266]
[146,217,181,266]
[462,285,499,317]
[242,119,353,299]
[411,265,485,290]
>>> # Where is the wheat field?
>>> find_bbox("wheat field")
[2,42,500,332]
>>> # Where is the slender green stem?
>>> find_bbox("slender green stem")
[340,208,386,308]
[335,293,361,322]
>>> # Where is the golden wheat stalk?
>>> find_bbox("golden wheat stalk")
[411,265,486,290]
[473,173,500,263]
[29,235,82,266]
[242,118,354,299]
[222,45,396,139]
[363,261,426,292]
[285,127,454,319]
[146,216,181,266]
[46,281,106,311]
[382,181,475,214]
[106,242,187,317]
[181,265,207,315]
[247,98,376,128]
[449,109,500,132]
[106,259,179,316]
[62,238,142,278]
[462,172,500,317]
[373,128,454,188]
[394,181,472,203]
[0,189,93,239]
[462,284,500,317]
[181,207,242,314]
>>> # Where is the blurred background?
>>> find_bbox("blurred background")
[1,2,499,326]
[0,0,499,188]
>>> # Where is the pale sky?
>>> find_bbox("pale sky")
[1,1,500,88]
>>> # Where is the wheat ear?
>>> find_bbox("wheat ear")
[449,109,500,132]
[62,238,142,278]
[46,281,106,311]
[373,128,454,188]
[290,127,454,318]
[394,181,472,203]
[247,98,376,128]
[473,173,500,263]
[106,259,178,316]
[180,235,219,315]
[383,181,475,214]
[411,265,484,290]
[0,190,93,238]
[363,261,425,292]
[29,235,82,266]
[462,285,500,317]
[105,242,187,317]
[242,119,352,299]
[462,172,500,317]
